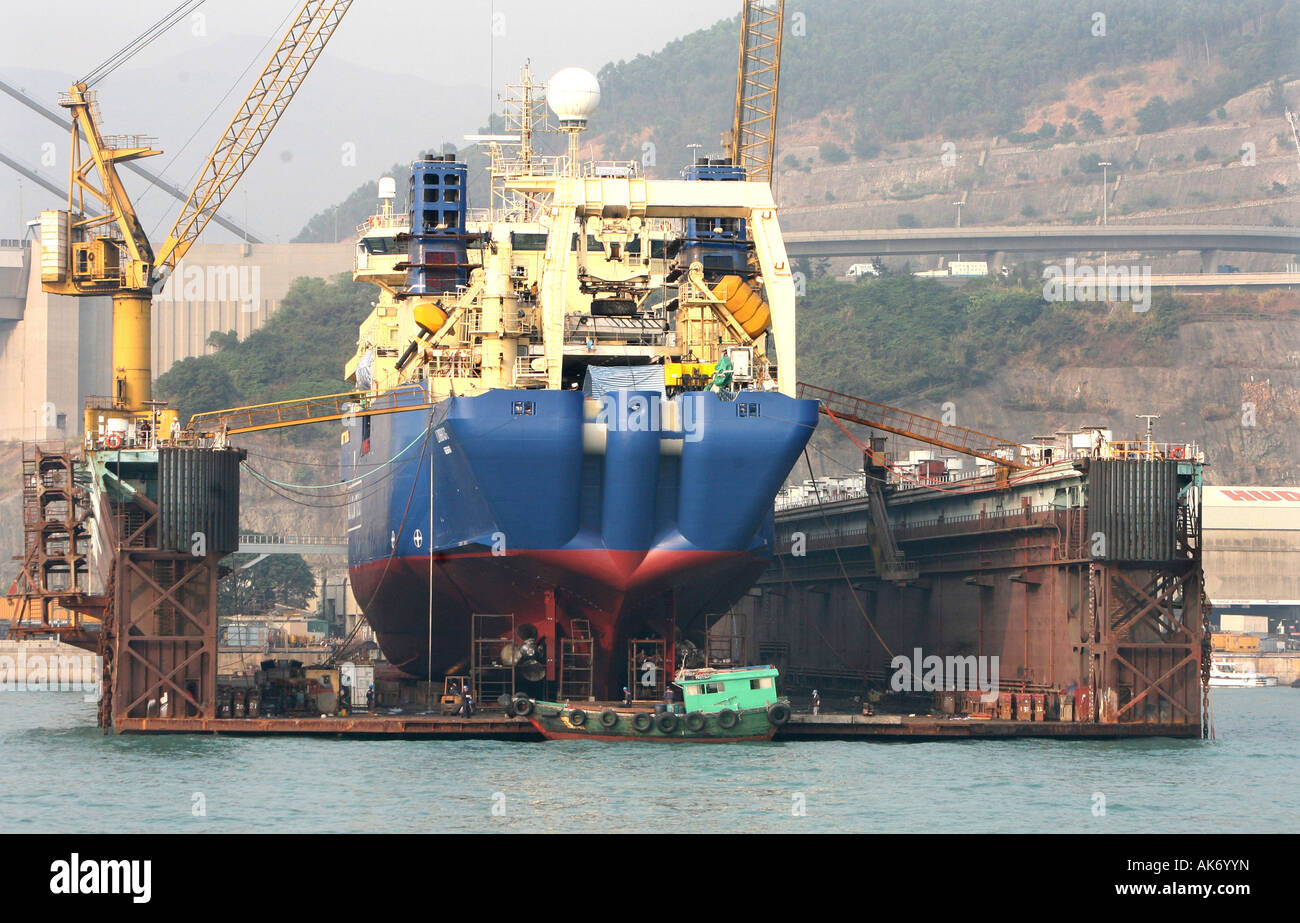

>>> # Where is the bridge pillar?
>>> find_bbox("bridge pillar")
[987,251,1007,274]
[1200,249,1220,274]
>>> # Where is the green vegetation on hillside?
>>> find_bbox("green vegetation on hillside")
[594,0,1296,174]
[156,274,371,423]
[219,551,317,617]
[796,273,1196,405]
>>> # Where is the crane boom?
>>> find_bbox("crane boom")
[728,0,784,184]
[155,0,352,273]
[798,382,1031,470]
[0,78,259,241]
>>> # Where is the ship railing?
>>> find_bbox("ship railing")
[1103,440,1202,463]
[494,154,570,183]
[463,308,530,336]
[424,353,479,379]
[892,505,1071,542]
[513,355,549,383]
[580,160,640,179]
[777,506,1077,553]
[238,533,345,546]
[355,213,409,236]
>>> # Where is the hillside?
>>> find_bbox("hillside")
[799,277,1300,486]
[296,0,1299,264]
[591,0,1297,172]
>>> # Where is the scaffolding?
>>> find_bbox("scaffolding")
[558,618,594,701]
[7,444,101,646]
[627,639,667,702]
[470,613,516,705]
[705,614,747,667]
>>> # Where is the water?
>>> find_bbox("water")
[1,689,1296,833]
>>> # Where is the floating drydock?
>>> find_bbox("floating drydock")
[733,449,1209,736]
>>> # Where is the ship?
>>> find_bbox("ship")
[1208,660,1278,687]
[515,665,791,742]
[341,66,817,698]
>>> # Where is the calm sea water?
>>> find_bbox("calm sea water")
[1,689,1295,833]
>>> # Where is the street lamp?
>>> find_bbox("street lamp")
[953,200,964,260]
[1098,161,1112,271]
[1098,161,1112,226]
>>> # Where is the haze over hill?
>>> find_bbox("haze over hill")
[294,0,1299,249]
[0,0,739,243]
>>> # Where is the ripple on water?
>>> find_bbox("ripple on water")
[1,690,1296,832]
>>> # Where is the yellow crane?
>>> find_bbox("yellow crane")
[727,0,785,184]
[39,0,352,432]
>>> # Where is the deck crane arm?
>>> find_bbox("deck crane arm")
[727,0,785,183]
[798,382,1031,471]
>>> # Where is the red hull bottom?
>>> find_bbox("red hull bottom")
[350,547,766,697]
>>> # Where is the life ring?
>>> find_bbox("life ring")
[510,696,534,717]
[717,708,739,729]
[569,708,587,727]
[105,433,123,449]
[685,712,706,732]
[632,712,653,733]
[766,702,791,726]
[1170,446,1185,459]
[655,711,678,734]
[599,708,619,728]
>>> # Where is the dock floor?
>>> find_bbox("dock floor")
[112,712,1201,740]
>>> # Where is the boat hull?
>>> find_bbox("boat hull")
[525,702,779,741]
[344,386,818,696]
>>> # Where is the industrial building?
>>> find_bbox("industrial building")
[1203,486,1300,630]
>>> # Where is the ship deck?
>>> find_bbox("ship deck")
[112,712,1201,740]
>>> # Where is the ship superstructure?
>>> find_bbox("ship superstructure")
[342,67,817,697]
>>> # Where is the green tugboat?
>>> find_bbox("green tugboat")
[513,665,791,742]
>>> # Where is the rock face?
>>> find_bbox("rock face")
[805,302,1300,488]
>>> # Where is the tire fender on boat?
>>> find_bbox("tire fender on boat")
[632,712,654,733]
[685,712,706,732]
[569,708,587,727]
[511,696,534,717]
[766,702,791,726]
[717,708,739,729]
[599,709,619,728]
[655,711,678,734]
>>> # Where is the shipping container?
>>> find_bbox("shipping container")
[1220,613,1269,634]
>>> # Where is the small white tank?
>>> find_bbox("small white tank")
[377,176,396,200]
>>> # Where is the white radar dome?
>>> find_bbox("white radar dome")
[377,177,396,199]
[547,67,600,127]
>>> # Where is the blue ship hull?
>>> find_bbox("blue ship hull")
[343,385,817,695]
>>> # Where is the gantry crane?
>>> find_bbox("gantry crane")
[727,0,785,184]
[39,0,352,428]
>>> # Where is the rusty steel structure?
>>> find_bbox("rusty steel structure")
[799,382,1032,470]
[91,446,243,728]
[7,445,103,647]
[740,455,1207,737]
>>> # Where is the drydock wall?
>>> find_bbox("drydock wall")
[737,458,1206,727]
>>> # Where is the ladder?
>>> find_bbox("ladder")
[558,619,594,701]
